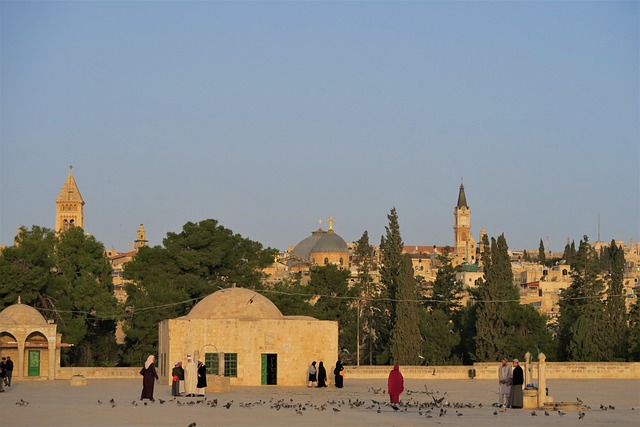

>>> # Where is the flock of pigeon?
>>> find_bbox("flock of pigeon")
[14,385,639,426]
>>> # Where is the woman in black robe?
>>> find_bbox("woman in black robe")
[196,359,207,397]
[316,361,327,388]
[509,358,524,409]
[334,360,344,388]
[141,355,159,401]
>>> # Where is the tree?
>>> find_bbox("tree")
[419,308,461,365]
[604,241,627,360]
[538,239,546,266]
[352,231,377,365]
[428,247,463,318]
[557,236,612,361]
[562,240,576,265]
[306,265,356,361]
[377,207,404,364]
[468,234,520,362]
[0,226,119,366]
[390,254,423,365]
[123,219,276,365]
[628,298,640,361]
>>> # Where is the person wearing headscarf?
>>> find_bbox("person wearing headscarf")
[196,359,207,397]
[498,358,512,407]
[334,360,344,388]
[184,355,198,397]
[387,365,404,405]
[140,355,158,401]
[509,358,524,409]
[171,361,184,396]
[316,361,327,388]
[308,361,317,387]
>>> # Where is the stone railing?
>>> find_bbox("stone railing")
[344,362,640,380]
[56,367,141,379]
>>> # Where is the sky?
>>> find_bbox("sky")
[1,1,638,254]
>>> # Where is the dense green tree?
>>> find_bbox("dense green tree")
[522,250,531,262]
[538,239,546,266]
[628,298,640,361]
[306,265,356,360]
[123,219,276,365]
[377,207,404,364]
[390,254,423,365]
[468,234,520,362]
[562,240,576,265]
[0,226,118,366]
[352,231,377,365]
[266,279,309,316]
[604,241,627,360]
[428,247,463,318]
[419,308,461,365]
[557,236,612,361]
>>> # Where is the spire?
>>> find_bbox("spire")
[56,166,84,204]
[456,183,468,208]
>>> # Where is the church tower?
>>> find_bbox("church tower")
[134,224,148,250]
[453,183,473,262]
[55,166,84,233]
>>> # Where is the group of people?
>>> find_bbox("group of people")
[498,358,524,409]
[0,356,14,392]
[307,360,345,388]
[140,354,207,402]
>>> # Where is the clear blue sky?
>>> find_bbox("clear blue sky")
[1,1,638,253]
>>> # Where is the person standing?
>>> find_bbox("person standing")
[498,358,512,407]
[334,360,344,388]
[140,355,158,401]
[308,361,317,387]
[0,357,6,392]
[171,361,183,396]
[4,356,13,387]
[196,359,207,397]
[184,355,198,397]
[509,358,524,409]
[387,365,404,406]
[316,361,327,388]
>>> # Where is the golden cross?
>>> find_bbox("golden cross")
[327,215,336,231]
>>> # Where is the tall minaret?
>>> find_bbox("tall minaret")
[134,224,148,250]
[55,166,85,233]
[454,182,471,260]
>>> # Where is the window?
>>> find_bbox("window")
[224,353,238,377]
[205,353,219,375]
[324,257,329,265]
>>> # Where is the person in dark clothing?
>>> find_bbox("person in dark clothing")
[171,361,184,396]
[196,359,207,397]
[5,356,13,386]
[140,355,159,401]
[0,357,5,392]
[316,361,328,388]
[509,358,524,409]
[308,361,317,387]
[334,360,344,388]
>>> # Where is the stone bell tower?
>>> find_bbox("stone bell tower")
[55,166,85,233]
[454,182,475,263]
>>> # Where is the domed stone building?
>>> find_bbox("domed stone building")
[287,219,350,276]
[0,301,60,380]
[158,287,338,386]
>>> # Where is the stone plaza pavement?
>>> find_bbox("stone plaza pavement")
[0,377,638,427]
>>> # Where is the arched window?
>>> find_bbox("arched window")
[324,257,329,265]
[339,258,343,265]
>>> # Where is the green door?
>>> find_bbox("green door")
[261,354,267,385]
[28,350,40,376]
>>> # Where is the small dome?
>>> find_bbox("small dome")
[287,228,326,267]
[310,230,348,254]
[184,287,283,320]
[0,304,48,325]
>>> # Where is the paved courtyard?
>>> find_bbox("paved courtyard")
[1,377,638,426]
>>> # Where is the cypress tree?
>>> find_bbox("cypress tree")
[353,231,377,365]
[538,239,546,266]
[390,254,423,364]
[606,241,627,360]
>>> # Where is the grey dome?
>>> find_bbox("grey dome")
[287,229,326,267]
[310,230,348,254]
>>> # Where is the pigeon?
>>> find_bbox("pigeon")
[391,405,399,412]
[332,407,340,412]
[531,411,537,416]
[158,399,166,404]
[224,401,233,409]
[493,410,498,415]
[187,423,196,427]
[578,411,585,419]
[97,400,102,405]
[558,410,566,416]
[544,410,550,416]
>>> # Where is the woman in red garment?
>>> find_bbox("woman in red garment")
[387,364,404,406]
